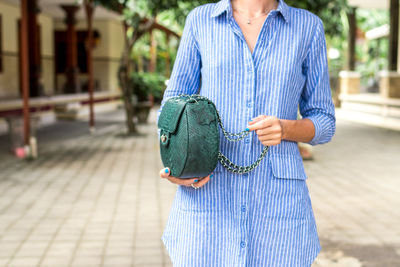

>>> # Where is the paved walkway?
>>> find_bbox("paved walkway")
[306,119,400,267]
[0,108,399,267]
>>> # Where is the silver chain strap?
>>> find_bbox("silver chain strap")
[218,146,269,174]
[178,94,269,174]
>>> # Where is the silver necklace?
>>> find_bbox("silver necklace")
[233,7,271,25]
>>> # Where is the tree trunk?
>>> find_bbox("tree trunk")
[117,18,157,134]
[119,23,138,134]
[122,83,136,133]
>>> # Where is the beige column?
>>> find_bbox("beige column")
[339,71,361,95]
[379,71,400,98]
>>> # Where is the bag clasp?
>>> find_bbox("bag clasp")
[160,131,170,146]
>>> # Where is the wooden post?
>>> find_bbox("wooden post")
[149,29,157,73]
[389,0,399,71]
[20,0,30,145]
[138,55,144,72]
[27,0,42,97]
[84,0,95,132]
[347,7,357,71]
[165,33,171,77]
[148,29,157,105]
[61,5,81,94]
[378,0,400,98]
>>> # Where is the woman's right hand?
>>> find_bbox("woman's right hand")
[159,168,212,188]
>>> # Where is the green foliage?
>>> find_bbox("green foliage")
[285,0,349,37]
[173,1,218,24]
[131,72,166,101]
[98,0,353,92]
[165,0,350,36]
[356,8,388,32]
[172,0,350,37]
[97,0,349,41]
[355,9,389,90]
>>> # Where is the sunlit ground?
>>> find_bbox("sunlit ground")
[0,108,399,267]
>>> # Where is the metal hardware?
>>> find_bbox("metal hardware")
[177,94,269,174]
[161,134,168,144]
[191,183,199,190]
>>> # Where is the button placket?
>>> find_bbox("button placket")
[241,205,246,212]
[231,17,254,262]
[239,167,250,258]
[246,58,254,110]
[241,39,255,168]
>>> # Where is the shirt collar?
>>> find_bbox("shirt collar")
[210,0,290,23]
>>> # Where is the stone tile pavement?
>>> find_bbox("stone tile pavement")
[0,110,175,267]
[307,119,400,267]
[0,107,399,267]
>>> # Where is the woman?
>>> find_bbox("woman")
[157,0,336,266]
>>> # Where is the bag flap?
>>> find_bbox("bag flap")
[157,97,187,133]
[269,153,308,180]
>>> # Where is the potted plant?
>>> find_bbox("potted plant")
[131,72,166,123]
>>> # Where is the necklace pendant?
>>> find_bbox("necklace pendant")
[247,19,251,24]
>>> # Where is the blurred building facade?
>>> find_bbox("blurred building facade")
[0,0,124,123]
[340,0,400,130]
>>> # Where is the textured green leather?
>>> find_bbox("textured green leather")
[158,94,269,178]
[158,95,220,178]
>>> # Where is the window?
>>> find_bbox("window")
[54,30,100,74]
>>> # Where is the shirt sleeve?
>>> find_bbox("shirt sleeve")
[156,10,201,135]
[299,19,336,146]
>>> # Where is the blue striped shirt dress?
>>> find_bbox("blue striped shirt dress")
[156,0,336,266]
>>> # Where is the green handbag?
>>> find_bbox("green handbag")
[157,94,269,178]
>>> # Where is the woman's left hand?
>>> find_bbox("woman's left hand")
[247,115,284,146]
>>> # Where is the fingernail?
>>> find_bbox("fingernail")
[165,169,169,173]
[250,119,253,121]
[194,179,199,182]
[245,128,250,131]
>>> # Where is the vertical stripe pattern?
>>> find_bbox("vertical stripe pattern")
[157,0,336,266]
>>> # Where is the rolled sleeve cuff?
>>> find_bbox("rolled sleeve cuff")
[305,113,336,146]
